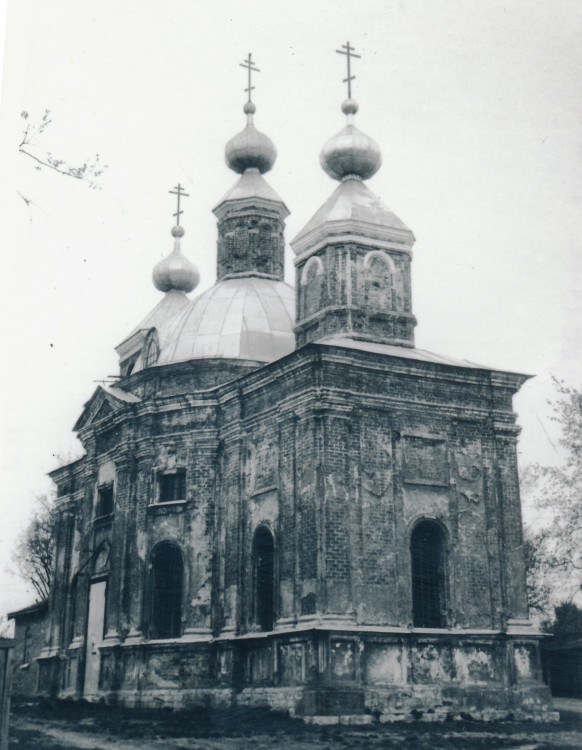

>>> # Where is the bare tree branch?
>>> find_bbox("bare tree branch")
[18,109,107,193]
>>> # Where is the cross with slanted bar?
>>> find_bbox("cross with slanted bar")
[240,53,260,102]
[169,183,189,226]
[336,41,361,99]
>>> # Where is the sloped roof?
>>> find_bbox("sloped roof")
[291,179,414,255]
[73,384,141,432]
[319,336,493,371]
[8,600,48,620]
[213,170,288,216]
[115,289,191,363]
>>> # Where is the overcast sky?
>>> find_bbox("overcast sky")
[0,0,581,614]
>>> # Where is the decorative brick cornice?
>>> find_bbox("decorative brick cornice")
[293,233,413,264]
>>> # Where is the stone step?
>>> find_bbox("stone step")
[303,714,375,726]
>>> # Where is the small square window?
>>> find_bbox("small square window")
[158,470,186,503]
[97,485,114,517]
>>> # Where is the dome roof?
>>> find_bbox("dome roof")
[152,226,200,293]
[320,123,381,181]
[320,99,382,182]
[158,276,295,365]
[225,105,277,175]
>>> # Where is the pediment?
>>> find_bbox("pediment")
[74,385,141,432]
[93,400,114,422]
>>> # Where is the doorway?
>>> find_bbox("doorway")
[83,579,107,697]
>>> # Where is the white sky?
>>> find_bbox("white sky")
[0,0,581,614]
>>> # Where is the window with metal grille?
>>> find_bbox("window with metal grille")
[253,526,275,632]
[411,520,447,628]
[150,543,183,639]
[97,484,114,517]
[158,470,186,503]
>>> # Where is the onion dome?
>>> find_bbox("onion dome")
[320,98,382,181]
[153,225,200,293]
[225,101,277,175]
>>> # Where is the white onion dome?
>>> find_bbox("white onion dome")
[153,225,200,293]
[225,102,277,175]
[320,98,382,181]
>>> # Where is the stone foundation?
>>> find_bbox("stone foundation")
[41,627,554,721]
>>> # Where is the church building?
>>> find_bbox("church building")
[35,49,552,720]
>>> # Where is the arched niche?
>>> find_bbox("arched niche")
[410,519,449,628]
[300,256,324,318]
[148,541,184,639]
[252,525,276,632]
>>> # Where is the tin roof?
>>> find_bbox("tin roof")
[291,178,414,255]
[213,169,288,217]
[115,289,191,363]
[318,337,492,370]
[158,276,296,365]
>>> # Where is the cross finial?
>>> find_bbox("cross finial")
[169,183,189,226]
[336,41,361,100]
[240,52,260,103]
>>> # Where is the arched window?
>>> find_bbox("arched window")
[410,520,447,628]
[150,543,183,639]
[252,526,275,632]
[143,329,160,368]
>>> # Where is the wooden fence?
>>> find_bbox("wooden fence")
[0,638,14,750]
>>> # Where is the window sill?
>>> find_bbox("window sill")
[94,513,114,526]
[147,500,188,516]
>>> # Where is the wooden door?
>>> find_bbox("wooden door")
[83,580,106,697]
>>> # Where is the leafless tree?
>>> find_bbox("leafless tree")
[12,494,56,602]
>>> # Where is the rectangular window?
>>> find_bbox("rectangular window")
[158,470,186,503]
[97,484,114,517]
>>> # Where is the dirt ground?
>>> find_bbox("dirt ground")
[8,699,582,750]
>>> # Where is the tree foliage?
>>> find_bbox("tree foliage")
[13,494,56,602]
[524,535,551,616]
[524,379,582,615]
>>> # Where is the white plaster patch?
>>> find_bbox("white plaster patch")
[250,489,278,526]
[454,646,493,683]
[514,646,532,680]
[97,460,116,484]
[366,645,404,684]
[403,486,449,525]
[136,530,148,561]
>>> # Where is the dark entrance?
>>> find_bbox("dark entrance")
[411,520,447,628]
[253,526,275,632]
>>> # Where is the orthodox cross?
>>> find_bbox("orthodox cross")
[169,183,189,226]
[240,52,260,102]
[336,41,361,99]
